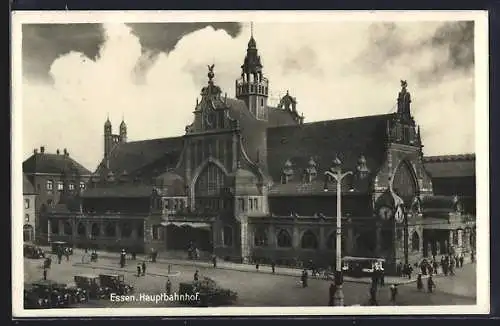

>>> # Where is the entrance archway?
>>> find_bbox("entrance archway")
[166,223,212,252]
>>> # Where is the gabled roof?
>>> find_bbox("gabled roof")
[23,153,91,175]
[423,154,475,178]
[23,174,36,194]
[81,184,157,198]
[267,113,394,190]
[97,136,184,176]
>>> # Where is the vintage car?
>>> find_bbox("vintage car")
[27,280,72,308]
[24,244,45,259]
[341,256,386,278]
[51,241,73,255]
[74,274,107,300]
[179,277,237,307]
[98,273,133,295]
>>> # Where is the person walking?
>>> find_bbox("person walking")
[459,254,464,268]
[194,270,199,281]
[165,277,172,295]
[137,264,142,277]
[43,268,48,281]
[416,274,423,291]
[390,284,398,305]
[271,261,276,274]
[141,261,147,276]
[427,275,435,293]
[212,255,217,268]
[369,285,378,306]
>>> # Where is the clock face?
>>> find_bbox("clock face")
[378,206,392,220]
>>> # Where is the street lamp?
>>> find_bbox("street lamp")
[323,156,352,307]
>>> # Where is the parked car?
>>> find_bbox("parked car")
[51,241,73,255]
[74,274,107,300]
[98,273,133,295]
[24,244,45,259]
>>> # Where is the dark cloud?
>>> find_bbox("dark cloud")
[355,21,474,84]
[22,22,242,82]
[22,24,104,81]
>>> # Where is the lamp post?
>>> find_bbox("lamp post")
[324,156,352,307]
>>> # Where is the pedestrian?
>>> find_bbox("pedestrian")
[165,277,172,295]
[57,253,62,264]
[132,251,136,260]
[328,283,336,306]
[256,262,260,271]
[390,284,398,304]
[416,274,423,291]
[407,264,413,279]
[459,254,464,268]
[471,251,475,263]
[271,261,276,274]
[194,270,199,281]
[300,270,306,288]
[303,269,309,287]
[141,261,146,276]
[137,264,141,277]
[43,268,47,280]
[432,260,438,274]
[369,285,378,306]
[380,269,385,287]
[397,262,403,277]
[427,275,435,293]
[212,255,217,268]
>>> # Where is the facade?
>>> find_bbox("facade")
[22,147,92,243]
[46,33,476,273]
[23,174,37,242]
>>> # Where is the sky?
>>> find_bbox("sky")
[20,20,475,171]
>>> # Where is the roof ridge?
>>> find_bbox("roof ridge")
[423,154,476,162]
[269,113,395,130]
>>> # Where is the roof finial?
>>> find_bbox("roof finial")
[251,21,254,38]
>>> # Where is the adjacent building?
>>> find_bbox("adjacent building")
[46,32,476,272]
[23,174,37,242]
[22,147,92,243]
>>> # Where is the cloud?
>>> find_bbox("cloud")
[21,21,475,171]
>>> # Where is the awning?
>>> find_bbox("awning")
[160,221,212,230]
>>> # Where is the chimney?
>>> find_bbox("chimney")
[33,148,38,154]
[40,146,45,153]
[64,148,68,156]
[56,149,60,155]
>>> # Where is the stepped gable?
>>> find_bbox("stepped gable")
[23,150,91,175]
[267,113,394,194]
[96,136,184,176]
[423,154,475,178]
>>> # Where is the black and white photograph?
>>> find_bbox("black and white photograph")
[12,10,489,317]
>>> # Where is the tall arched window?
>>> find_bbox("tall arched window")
[51,221,59,234]
[105,222,116,237]
[136,222,144,239]
[77,223,86,237]
[63,221,72,235]
[195,162,226,197]
[121,222,132,238]
[392,161,417,202]
[254,227,268,247]
[91,223,100,237]
[411,231,420,251]
[277,229,292,248]
[223,226,233,246]
[301,230,318,249]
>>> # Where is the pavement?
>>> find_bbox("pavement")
[46,247,430,286]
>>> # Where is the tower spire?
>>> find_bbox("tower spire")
[251,21,254,38]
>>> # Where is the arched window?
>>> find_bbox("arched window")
[51,220,59,234]
[392,161,417,201]
[223,226,233,247]
[23,225,34,242]
[91,223,100,237]
[77,223,86,237]
[301,230,318,249]
[277,229,292,248]
[326,232,347,254]
[63,221,72,235]
[254,227,268,247]
[136,222,144,239]
[195,162,226,197]
[411,231,420,251]
[121,222,132,238]
[105,222,116,237]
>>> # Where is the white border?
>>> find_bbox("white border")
[11,10,490,317]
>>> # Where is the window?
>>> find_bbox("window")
[69,183,75,191]
[91,223,100,237]
[223,226,233,246]
[46,180,53,190]
[77,223,86,237]
[153,225,165,240]
[57,181,64,191]
[51,221,59,235]
[79,182,86,189]
[301,230,318,249]
[249,198,253,210]
[254,199,258,210]
[121,222,132,238]
[63,222,72,235]
[254,227,268,246]
[136,222,144,239]
[105,222,116,237]
[24,199,30,209]
[411,231,420,251]
[277,229,292,248]
[238,198,245,211]
[24,214,29,222]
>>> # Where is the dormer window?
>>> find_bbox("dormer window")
[57,181,64,191]
[46,180,53,190]
[305,157,318,183]
[281,159,294,184]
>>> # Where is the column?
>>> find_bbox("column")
[319,226,326,250]
[457,229,463,255]
[47,219,52,243]
[292,225,300,249]
[449,230,454,254]
[268,224,276,248]
[240,217,250,263]
[375,222,381,256]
